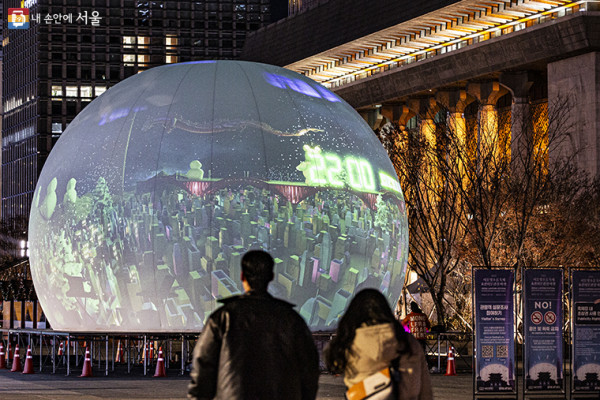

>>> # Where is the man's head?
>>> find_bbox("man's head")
[241,250,274,292]
[410,301,422,313]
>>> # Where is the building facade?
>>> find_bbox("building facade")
[2,0,282,221]
[244,0,600,177]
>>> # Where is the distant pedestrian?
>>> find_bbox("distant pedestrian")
[402,301,431,356]
[187,250,319,400]
[325,289,433,400]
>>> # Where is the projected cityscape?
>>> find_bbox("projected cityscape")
[28,61,408,332]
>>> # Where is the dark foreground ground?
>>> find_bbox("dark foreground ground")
[0,370,472,400]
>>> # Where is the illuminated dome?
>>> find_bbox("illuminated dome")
[28,61,408,332]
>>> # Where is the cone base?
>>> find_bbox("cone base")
[445,364,457,376]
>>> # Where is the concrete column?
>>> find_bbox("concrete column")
[500,71,536,167]
[436,89,475,147]
[407,97,439,148]
[480,104,499,154]
[379,104,414,166]
[436,91,471,187]
[468,82,508,160]
[406,98,440,190]
[420,119,436,148]
[510,96,530,165]
[548,52,600,176]
[448,113,466,141]
[380,104,415,131]
[380,104,415,160]
[448,112,469,188]
[359,108,385,130]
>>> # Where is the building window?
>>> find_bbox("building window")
[138,36,150,48]
[138,54,149,67]
[166,55,179,63]
[65,86,78,97]
[52,123,63,133]
[80,86,93,97]
[52,101,62,115]
[51,85,62,97]
[123,54,136,66]
[166,34,178,50]
[123,36,135,48]
[95,86,107,96]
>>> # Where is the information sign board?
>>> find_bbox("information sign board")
[474,268,516,394]
[572,270,600,392]
[524,268,563,392]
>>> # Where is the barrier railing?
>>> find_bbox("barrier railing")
[0,328,198,376]
[426,332,473,373]
[1,328,472,375]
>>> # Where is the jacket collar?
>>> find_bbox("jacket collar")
[218,290,295,307]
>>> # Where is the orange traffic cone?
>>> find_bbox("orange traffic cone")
[445,346,457,376]
[11,344,21,372]
[149,342,154,362]
[115,340,123,363]
[80,347,93,377]
[153,347,166,377]
[22,346,34,374]
[0,342,6,369]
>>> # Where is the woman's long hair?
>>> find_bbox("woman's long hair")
[324,288,411,374]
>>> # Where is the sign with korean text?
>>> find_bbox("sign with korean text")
[474,268,516,393]
[572,270,600,392]
[524,268,563,392]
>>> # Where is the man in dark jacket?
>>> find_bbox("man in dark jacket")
[187,250,320,400]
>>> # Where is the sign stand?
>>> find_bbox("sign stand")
[472,267,517,400]
[570,268,600,400]
[522,268,566,400]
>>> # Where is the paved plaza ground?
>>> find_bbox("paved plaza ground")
[0,370,473,400]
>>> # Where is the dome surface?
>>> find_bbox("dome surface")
[29,61,408,332]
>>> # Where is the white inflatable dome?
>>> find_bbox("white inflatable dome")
[29,61,408,332]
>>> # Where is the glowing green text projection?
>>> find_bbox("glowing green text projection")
[298,145,402,194]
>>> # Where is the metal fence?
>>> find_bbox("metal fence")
[1,328,472,376]
[425,331,473,373]
[1,328,198,376]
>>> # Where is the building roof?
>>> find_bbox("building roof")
[243,0,587,89]
[243,0,461,66]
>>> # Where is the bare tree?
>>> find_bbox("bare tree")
[376,96,598,329]
[501,98,581,267]
[378,120,467,328]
